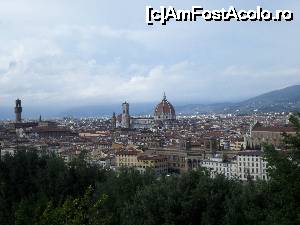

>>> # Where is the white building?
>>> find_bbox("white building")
[236,150,268,181]
[1,148,15,157]
[201,155,237,179]
[200,150,268,181]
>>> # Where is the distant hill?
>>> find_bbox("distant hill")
[2,85,299,119]
[177,85,300,114]
[56,85,300,117]
[175,103,233,114]
[229,85,300,113]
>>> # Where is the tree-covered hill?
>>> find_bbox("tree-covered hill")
[230,85,300,113]
[177,85,300,114]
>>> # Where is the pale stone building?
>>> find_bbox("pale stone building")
[249,122,297,149]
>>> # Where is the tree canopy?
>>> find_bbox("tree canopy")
[0,113,299,225]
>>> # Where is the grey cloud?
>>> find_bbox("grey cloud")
[0,0,299,109]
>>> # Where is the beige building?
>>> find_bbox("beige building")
[147,139,218,174]
[116,150,141,167]
[137,155,168,175]
[230,139,246,151]
[250,122,297,149]
[147,148,189,173]
[115,150,168,175]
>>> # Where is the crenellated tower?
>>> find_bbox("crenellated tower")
[15,99,22,123]
[111,112,116,129]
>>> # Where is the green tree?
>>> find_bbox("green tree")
[263,112,300,225]
[37,186,111,225]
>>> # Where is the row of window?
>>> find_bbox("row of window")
[239,162,260,167]
[239,162,267,168]
[238,157,260,162]
[239,174,268,180]
[239,168,260,173]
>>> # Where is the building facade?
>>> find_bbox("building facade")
[249,122,297,149]
[136,155,168,175]
[112,93,177,129]
[201,156,237,179]
[236,150,268,181]
[115,150,168,175]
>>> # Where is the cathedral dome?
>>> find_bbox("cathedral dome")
[154,93,176,120]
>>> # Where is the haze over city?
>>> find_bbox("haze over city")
[0,0,299,111]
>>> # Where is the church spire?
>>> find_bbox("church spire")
[163,92,166,100]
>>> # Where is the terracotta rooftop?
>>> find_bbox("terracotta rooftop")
[154,94,175,116]
[116,150,140,156]
[137,154,167,161]
[237,150,262,156]
[252,124,297,133]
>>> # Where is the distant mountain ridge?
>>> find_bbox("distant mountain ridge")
[62,85,300,117]
[1,85,299,119]
[177,85,300,114]
[230,85,300,113]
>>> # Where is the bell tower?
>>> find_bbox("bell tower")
[111,112,116,130]
[15,99,22,123]
[121,102,130,128]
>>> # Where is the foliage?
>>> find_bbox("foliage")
[263,112,300,225]
[0,113,300,225]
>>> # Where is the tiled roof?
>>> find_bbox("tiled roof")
[237,150,262,156]
[252,125,297,132]
[154,95,175,116]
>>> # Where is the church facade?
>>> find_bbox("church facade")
[111,93,176,130]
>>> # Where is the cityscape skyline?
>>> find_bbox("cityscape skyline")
[0,83,299,120]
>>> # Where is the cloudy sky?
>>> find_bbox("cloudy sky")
[0,0,299,109]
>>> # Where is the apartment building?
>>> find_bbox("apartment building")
[236,150,268,181]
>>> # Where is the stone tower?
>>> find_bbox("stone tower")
[121,102,130,128]
[111,112,116,130]
[15,99,22,123]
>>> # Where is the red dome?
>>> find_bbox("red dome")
[154,94,176,119]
